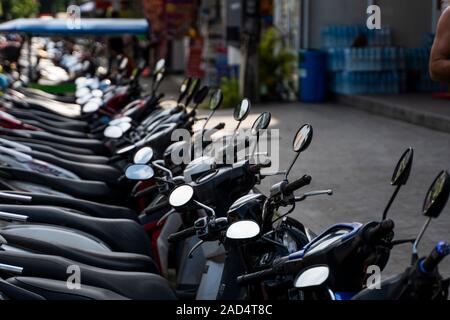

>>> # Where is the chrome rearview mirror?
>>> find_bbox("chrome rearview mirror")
[104,125,123,139]
[293,124,313,153]
[294,265,330,289]
[226,220,260,241]
[169,184,195,209]
[234,99,251,122]
[125,164,154,181]
[133,147,154,165]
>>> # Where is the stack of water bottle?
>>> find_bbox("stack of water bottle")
[326,26,442,95]
[325,25,408,95]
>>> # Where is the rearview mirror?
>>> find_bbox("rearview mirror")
[251,112,271,136]
[109,117,132,126]
[133,147,154,164]
[185,79,201,106]
[169,185,195,209]
[226,220,260,241]
[423,170,450,218]
[193,86,209,106]
[125,164,154,181]
[119,57,129,71]
[104,125,123,139]
[209,89,223,111]
[293,124,313,153]
[234,99,251,122]
[154,59,166,75]
[178,78,192,103]
[392,148,414,186]
[294,265,330,289]
[82,101,101,114]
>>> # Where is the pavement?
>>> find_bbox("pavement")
[337,93,450,133]
[159,75,450,278]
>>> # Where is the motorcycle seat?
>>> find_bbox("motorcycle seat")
[3,277,128,300]
[0,251,177,300]
[0,191,137,220]
[25,150,122,186]
[0,205,152,256]
[0,167,122,203]
[0,231,158,273]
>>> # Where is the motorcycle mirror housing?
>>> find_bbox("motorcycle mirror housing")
[209,89,223,111]
[226,220,260,241]
[178,78,192,103]
[104,125,123,139]
[383,148,414,220]
[185,79,201,106]
[125,164,154,181]
[169,184,195,209]
[285,124,313,179]
[193,86,210,107]
[423,170,450,219]
[412,170,450,262]
[391,148,414,186]
[294,265,330,289]
[109,116,132,126]
[234,99,251,122]
[133,147,154,165]
[251,112,271,136]
[82,101,101,114]
[293,124,313,153]
[154,59,166,75]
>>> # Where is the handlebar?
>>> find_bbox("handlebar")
[249,161,272,174]
[167,226,196,243]
[421,241,450,274]
[282,175,312,195]
[363,219,395,243]
[236,268,277,286]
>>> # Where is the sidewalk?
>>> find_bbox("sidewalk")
[337,93,450,133]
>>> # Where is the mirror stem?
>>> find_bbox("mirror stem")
[382,185,401,220]
[412,217,432,264]
[285,153,301,180]
[193,200,216,217]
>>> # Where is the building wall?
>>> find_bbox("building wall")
[307,0,433,49]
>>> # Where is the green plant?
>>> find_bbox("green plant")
[4,0,40,19]
[259,26,297,101]
[219,77,241,109]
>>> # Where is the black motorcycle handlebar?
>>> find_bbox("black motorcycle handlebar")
[421,241,450,273]
[364,219,395,243]
[167,226,196,243]
[282,175,312,195]
[236,268,277,286]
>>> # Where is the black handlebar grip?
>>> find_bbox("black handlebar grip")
[421,241,450,273]
[236,268,277,286]
[215,122,226,130]
[283,175,312,195]
[167,226,196,244]
[364,219,395,243]
[249,161,272,174]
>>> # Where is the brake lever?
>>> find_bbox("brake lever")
[295,189,333,202]
[188,240,204,258]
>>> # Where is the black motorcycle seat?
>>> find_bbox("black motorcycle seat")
[20,130,108,155]
[0,231,158,273]
[0,167,122,203]
[0,251,177,300]
[25,150,121,186]
[0,191,137,220]
[7,141,109,164]
[2,134,97,155]
[24,119,90,139]
[0,205,152,256]
[5,277,129,300]
[0,277,46,300]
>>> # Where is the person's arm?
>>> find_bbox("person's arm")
[430,9,450,82]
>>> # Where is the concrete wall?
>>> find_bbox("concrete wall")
[307,0,433,49]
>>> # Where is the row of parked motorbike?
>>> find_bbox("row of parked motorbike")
[0,47,448,300]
